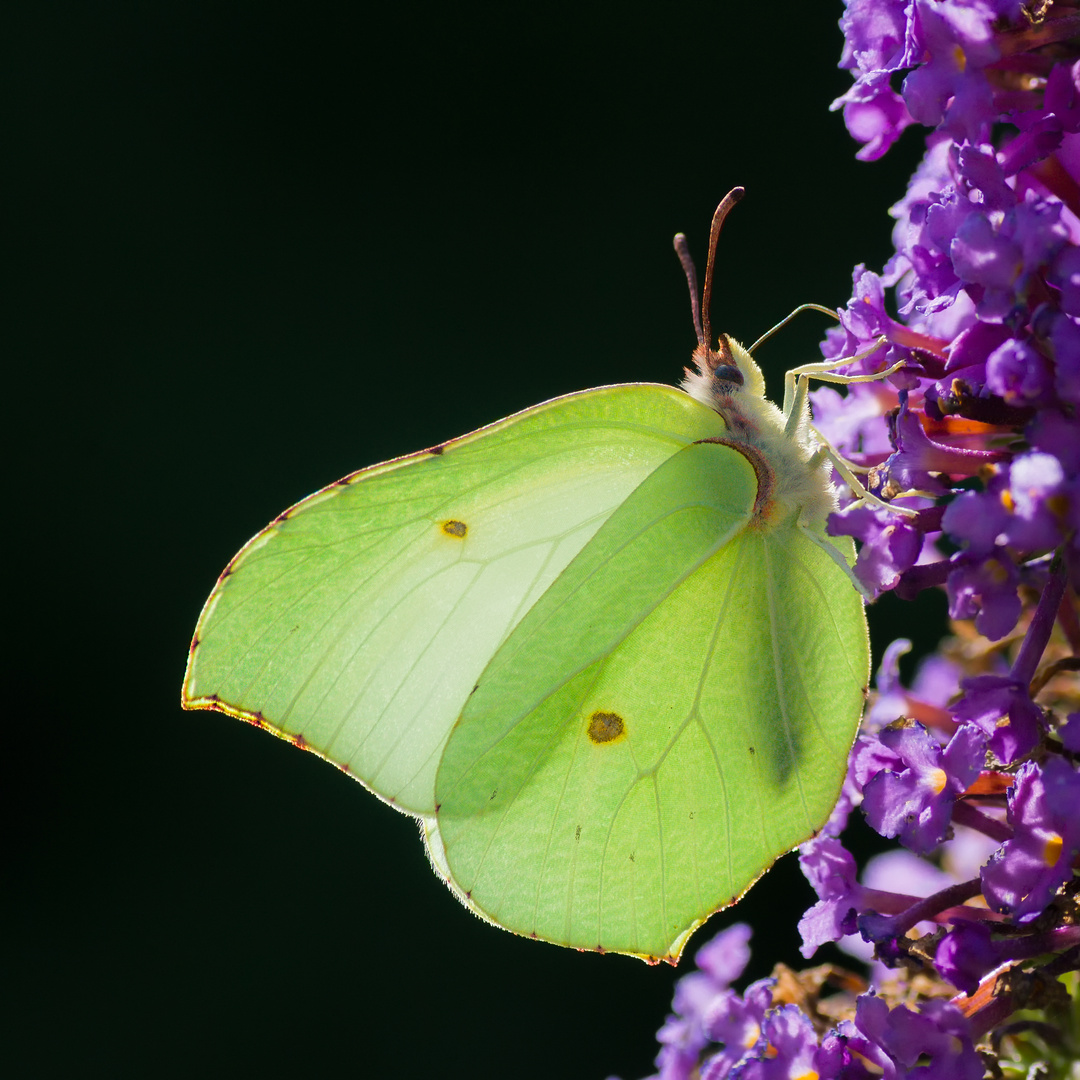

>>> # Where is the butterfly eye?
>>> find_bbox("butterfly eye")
[712,364,744,389]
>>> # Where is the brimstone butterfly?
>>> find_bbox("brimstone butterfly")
[183,190,876,964]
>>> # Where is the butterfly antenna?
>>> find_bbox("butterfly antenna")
[700,187,745,351]
[673,233,704,347]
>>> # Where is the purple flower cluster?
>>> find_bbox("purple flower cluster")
[642,922,994,1080]
[621,6,1080,1079]
[805,4,1080,1045]
[799,602,1079,968]
[816,1,1080,631]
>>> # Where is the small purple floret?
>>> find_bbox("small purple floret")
[797,836,863,957]
[860,721,985,854]
[845,994,984,1080]
[934,919,998,994]
[981,757,1080,923]
[945,556,1022,643]
[951,672,1044,763]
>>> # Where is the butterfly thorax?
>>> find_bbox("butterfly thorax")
[681,334,837,530]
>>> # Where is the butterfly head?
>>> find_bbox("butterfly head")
[686,334,766,404]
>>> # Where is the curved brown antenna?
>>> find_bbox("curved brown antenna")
[672,233,704,346]
[701,188,744,350]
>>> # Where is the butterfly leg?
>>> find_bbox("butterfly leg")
[781,342,919,518]
[804,443,920,518]
[781,337,900,417]
[747,303,840,355]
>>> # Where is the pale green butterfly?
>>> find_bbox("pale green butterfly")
[183,189,890,964]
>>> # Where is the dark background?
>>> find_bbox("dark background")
[10,3,946,1077]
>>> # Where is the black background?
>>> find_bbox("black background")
[10,3,947,1077]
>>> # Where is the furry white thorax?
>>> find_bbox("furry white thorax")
[681,335,838,530]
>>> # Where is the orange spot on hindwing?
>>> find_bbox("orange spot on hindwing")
[587,711,626,744]
[441,519,467,538]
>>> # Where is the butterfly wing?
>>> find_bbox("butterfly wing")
[183,383,725,815]
[430,443,868,961]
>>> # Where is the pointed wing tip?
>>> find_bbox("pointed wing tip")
[178,680,279,740]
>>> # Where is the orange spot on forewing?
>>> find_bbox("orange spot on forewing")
[587,711,626,744]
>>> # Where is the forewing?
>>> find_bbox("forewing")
[183,383,725,815]
[433,492,868,960]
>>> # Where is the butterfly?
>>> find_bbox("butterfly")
[183,189,880,963]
